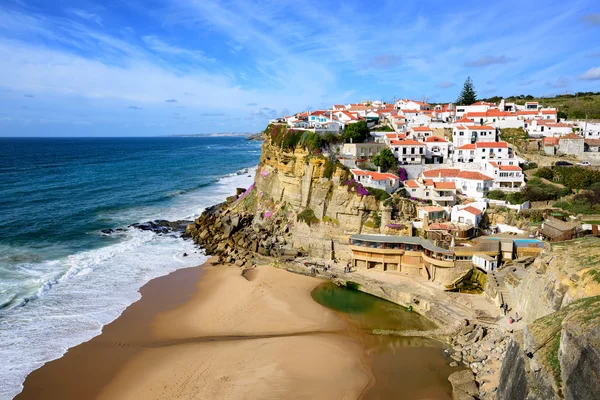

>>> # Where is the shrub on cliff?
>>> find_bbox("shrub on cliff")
[343,121,370,143]
[372,148,396,172]
[297,208,319,225]
[486,190,506,200]
[368,187,391,202]
[534,167,554,180]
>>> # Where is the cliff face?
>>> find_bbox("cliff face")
[497,295,600,400]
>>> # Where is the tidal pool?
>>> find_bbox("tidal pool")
[312,282,461,399]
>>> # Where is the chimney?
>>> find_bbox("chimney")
[378,166,381,173]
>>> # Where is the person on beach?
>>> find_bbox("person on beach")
[515,312,519,322]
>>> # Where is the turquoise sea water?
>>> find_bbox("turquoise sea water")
[0,136,261,399]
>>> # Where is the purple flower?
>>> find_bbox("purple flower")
[386,223,404,230]
[264,211,273,219]
[261,169,269,177]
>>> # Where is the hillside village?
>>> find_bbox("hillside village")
[268,93,600,256]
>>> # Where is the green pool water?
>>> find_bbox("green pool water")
[311,282,458,399]
[311,282,437,331]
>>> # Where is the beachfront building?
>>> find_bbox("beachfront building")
[473,254,498,272]
[404,178,457,206]
[348,235,457,283]
[417,206,448,222]
[351,169,400,193]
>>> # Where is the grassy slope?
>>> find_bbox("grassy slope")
[482,93,600,119]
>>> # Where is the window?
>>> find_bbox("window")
[425,191,429,197]
[412,189,416,192]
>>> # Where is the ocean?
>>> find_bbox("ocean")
[0,136,261,399]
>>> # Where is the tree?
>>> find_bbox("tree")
[372,148,396,172]
[343,120,370,143]
[456,76,477,105]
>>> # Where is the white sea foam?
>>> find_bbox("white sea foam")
[0,168,256,400]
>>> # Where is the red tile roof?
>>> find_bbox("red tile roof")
[456,144,476,150]
[543,137,559,146]
[405,179,419,188]
[462,206,482,216]
[424,136,448,143]
[517,111,538,115]
[412,126,433,131]
[476,141,508,148]
[422,168,462,178]
[466,125,495,130]
[390,139,426,146]
[457,171,493,181]
[351,169,399,181]
[541,109,557,114]
[434,181,456,189]
[455,116,473,123]
[499,165,522,171]
[423,179,435,186]
[560,133,583,140]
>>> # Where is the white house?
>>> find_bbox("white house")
[452,125,496,148]
[483,162,525,192]
[404,179,457,206]
[335,111,360,123]
[410,126,433,139]
[525,120,573,138]
[417,205,449,221]
[473,254,498,272]
[395,99,430,111]
[389,139,426,164]
[421,168,494,198]
[454,141,510,163]
[451,204,484,228]
[424,136,450,163]
[351,169,400,193]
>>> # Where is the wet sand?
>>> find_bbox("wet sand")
[16,260,371,400]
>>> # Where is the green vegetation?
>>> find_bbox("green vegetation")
[297,208,319,225]
[343,120,370,143]
[585,269,600,284]
[372,211,382,228]
[371,124,394,132]
[323,153,338,179]
[522,162,538,171]
[554,185,600,214]
[322,215,340,225]
[368,187,391,202]
[480,91,600,119]
[456,76,477,105]
[534,167,554,180]
[266,124,343,153]
[500,127,528,150]
[372,148,397,172]
[522,178,571,202]
[486,189,525,204]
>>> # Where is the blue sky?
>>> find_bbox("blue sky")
[0,0,599,137]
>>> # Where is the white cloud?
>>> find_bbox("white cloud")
[67,8,103,26]
[579,67,600,81]
[141,36,214,63]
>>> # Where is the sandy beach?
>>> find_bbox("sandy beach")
[17,260,371,400]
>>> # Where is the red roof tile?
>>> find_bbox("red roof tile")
[405,179,419,188]
[390,139,425,146]
[466,125,495,130]
[422,168,462,178]
[462,206,482,216]
[412,126,433,131]
[457,144,476,150]
[424,136,448,143]
[476,141,508,148]
[457,171,493,181]
[499,165,521,171]
[434,181,456,189]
